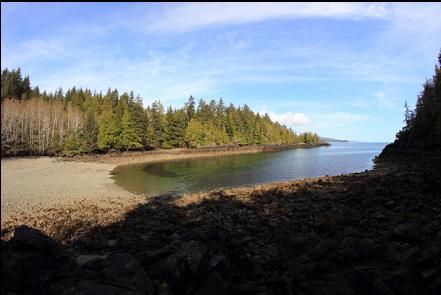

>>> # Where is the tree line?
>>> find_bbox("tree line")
[1,68,319,156]
[394,51,441,153]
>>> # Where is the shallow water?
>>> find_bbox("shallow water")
[112,142,388,196]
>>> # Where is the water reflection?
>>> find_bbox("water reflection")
[112,142,387,196]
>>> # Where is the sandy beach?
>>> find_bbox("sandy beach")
[1,144,326,233]
[1,157,145,231]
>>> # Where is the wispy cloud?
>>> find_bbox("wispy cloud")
[134,3,389,33]
[2,2,440,141]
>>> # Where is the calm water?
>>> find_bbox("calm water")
[112,142,388,196]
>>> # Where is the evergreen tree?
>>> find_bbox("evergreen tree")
[97,103,118,150]
[2,66,325,155]
[393,50,441,153]
[185,118,205,147]
[129,95,150,148]
[164,107,187,148]
[148,100,166,148]
[64,130,84,155]
[82,111,99,152]
[184,95,196,120]
[116,105,142,150]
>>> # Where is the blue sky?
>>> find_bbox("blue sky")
[2,3,441,142]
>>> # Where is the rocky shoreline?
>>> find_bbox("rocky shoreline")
[1,143,327,224]
[62,143,330,165]
[2,156,440,294]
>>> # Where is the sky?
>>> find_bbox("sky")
[2,3,441,142]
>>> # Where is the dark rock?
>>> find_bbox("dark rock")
[136,242,178,265]
[422,221,440,235]
[384,268,417,295]
[58,279,142,295]
[287,233,316,249]
[181,225,225,244]
[76,228,107,250]
[155,280,173,295]
[358,238,378,258]
[138,232,172,250]
[178,241,211,277]
[416,243,440,265]
[76,254,108,265]
[1,226,75,293]
[299,279,355,295]
[372,278,395,295]
[349,208,363,223]
[263,278,294,295]
[288,261,316,276]
[154,240,217,293]
[13,225,64,256]
[98,253,155,294]
[69,253,155,294]
[375,213,387,221]
[207,254,227,274]
[3,158,441,295]
[344,267,373,291]
[198,271,230,295]
[106,239,117,247]
[423,275,441,295]
[422,268,438,281]
[385,200,396,209]
[390,223,421,242]
[307,243,338,262]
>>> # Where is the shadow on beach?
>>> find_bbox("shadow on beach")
[2,159,441,295]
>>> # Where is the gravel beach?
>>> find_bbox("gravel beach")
[1,157,145,228]
[1,144,326,232]
[2,157,440,294]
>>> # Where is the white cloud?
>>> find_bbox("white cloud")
[2,2,440,118]
[260,111,311,126]
[138,3,389,33]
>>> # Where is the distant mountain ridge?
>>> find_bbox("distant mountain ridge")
[319,136,348,143]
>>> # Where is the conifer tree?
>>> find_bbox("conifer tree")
[148,100,166,148]
[82,111,98,152]
[185,118,205,147]
[2,67,325,155]
[116,105,142,150]
[97,104,118,150]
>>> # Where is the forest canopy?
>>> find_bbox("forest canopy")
[1,68,319,156]
[392,51,441,153]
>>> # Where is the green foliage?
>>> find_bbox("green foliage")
[147,100,166,148]
[394,50,441,153]
[1,67,323,156]
[97,105,118,151]
[129,94,150,148]
[1,68,32,101]
[164,107,187,148]
[116,105,142,150]
[185,118,205,147]
[64,130,84,155]
[82,111,99,152]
